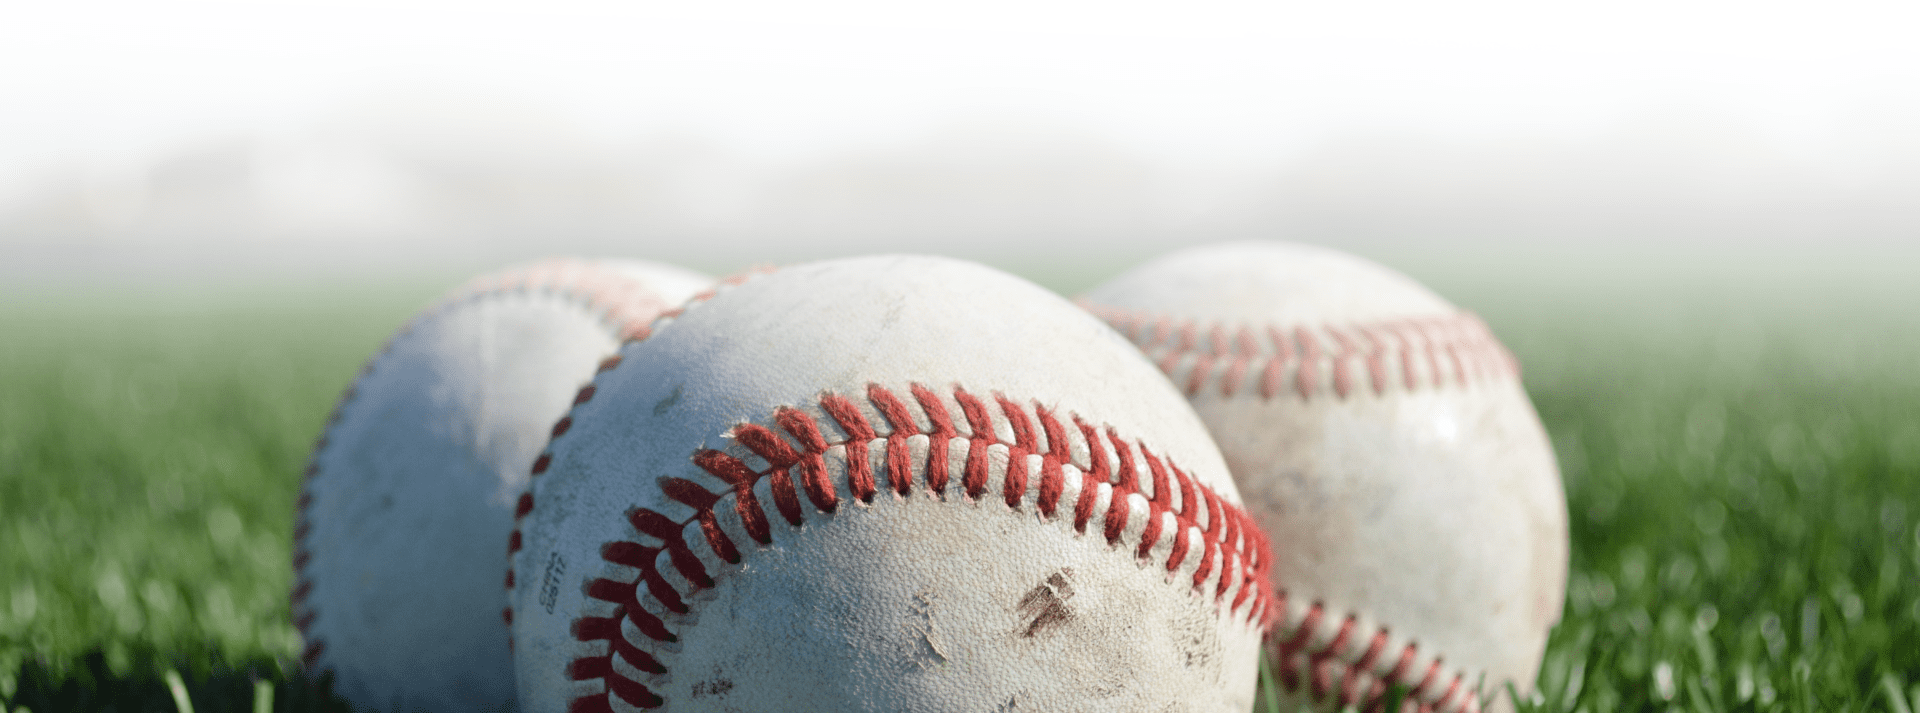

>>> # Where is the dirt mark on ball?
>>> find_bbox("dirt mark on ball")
[1014,568,1076,638]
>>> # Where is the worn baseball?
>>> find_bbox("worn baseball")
[506,255,1273,712]
[1080,242,1568,713]
[294,258,711,712]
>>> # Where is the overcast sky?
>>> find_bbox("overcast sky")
[3,0,1917,281]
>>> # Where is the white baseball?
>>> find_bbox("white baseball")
[294,258,711,712]
[1080,242,1569,713]
[507,255,1272,713]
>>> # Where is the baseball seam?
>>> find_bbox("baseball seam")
[291,258,684,673]
[1081,305,1519,401]
[1264,599,1483,713]
[499,266,771,638]
[514,382,1275,713]
[1085,303,1500,713]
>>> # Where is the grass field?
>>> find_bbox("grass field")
[2,262,1916,712]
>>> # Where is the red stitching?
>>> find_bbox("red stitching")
[1079,305,1520,403]
[1265,602,1485,713]
[1293,327,1321,400]
[1274,601,1322,691]
[1357,325,1389,396]
[867,384,921,497]
[1326,327,1357,399]
[500,265,765,653]
[1308,616,1357,699]
[1341,629,1389,708]
[546,383,1272,711]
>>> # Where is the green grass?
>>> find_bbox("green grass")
[0,288,420,712]
[1484,280,1920,713]
[2,270,1916,712]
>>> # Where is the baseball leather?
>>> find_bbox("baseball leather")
[508,255,1272,713]
[1081,242,1569,713]
[294,258,710,712]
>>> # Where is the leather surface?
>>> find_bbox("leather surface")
[511,255,1267,713]
[298,260,709,712]
[1082,242,1569,712]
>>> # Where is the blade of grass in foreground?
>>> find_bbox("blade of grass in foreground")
[163,669,193,713]
[1883,673,1914,713]
[1258,652,1281,712]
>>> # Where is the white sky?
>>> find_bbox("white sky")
[5,0,1917,178]
[3,0,1918,285]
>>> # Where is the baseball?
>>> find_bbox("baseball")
[293,258,711,712]
[1080,242,1569,713]
[506,255,1272,712]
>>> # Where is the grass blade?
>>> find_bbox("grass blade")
[163,668,195,713]
[1882,673,1913,713]
[1259,653,1282,713]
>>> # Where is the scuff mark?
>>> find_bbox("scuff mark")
[653,383,683,416]
[905,589,950,669]
[689,678,734,699]
[1014,568,1076,638]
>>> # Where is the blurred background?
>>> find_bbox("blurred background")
[4,0,1917,288]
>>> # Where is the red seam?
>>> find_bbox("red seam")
[997,394,1038,451]
[821,395,879,502]
[1294,327,1321,400]
[1187,353,1216,396]
[1274,601,1323,690]
[1259,603,1487,713]
[1357,325,1389,396]
[1222,355,1250,397]
[1308,615,1357,699]
[1415,319,1443,390]
[1083,306,1518,403]
[1170,462,1199,520]
[499,266,770,661]
[1034,405,1069,516]
[1439,319,1468,387]
[1137,500,1166,560]
[997,395,1038,508]
[1342,630,1390,709]
[602,540,685,619]
[955,388,995,500]
[1191,538,1217,591]
[868,384,920,496]
[1141,448,1173,515]
[1259,354,1285,400]
[1327,326,1356,400]
[912,384,956,493]
[735,423,801,468]
[1004,444,1032,508]
[559,382,1268,711]
[1267,325,1295,398]
[1391,321,1420,391]
[1103,437,1134,545]
[1229,552,1257,613]
[1107,428,1140,493]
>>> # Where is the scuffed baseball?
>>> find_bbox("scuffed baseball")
[294,258,711,713]
[508,255,1272,713]
[1080,242,1569,713]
